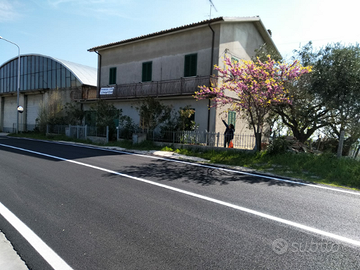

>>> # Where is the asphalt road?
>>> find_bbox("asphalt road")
[0,137,359,269]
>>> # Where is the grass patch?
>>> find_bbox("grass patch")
[107,140,163,151]
[172,148,360,190]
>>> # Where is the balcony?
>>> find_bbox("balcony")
[73,75,217,101]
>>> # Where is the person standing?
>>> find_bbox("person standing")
[222,119,235,148]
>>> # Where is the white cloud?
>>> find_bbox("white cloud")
[0,0,21,22]
[44,0,136,20]
[46,0,76,8]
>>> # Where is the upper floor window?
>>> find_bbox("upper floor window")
[184,53,197,77]
[142,61,152,82]
[228,111,236,128]
[109,67,117,85]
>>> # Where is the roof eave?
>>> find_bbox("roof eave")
[88,16,281,57]
[88,17,225,52]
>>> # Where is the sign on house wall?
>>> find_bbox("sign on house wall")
[100,87,114,95]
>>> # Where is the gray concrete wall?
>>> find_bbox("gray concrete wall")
[99,24,221,86]
[0,88,77,132]
[2,96,17,131]
[95,20,268,135]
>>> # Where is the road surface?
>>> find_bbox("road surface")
[0,136,359,269]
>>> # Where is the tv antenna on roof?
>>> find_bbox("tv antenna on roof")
[209,0,218,19]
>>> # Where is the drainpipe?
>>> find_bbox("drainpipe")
[207,23,215,133]
[95,51,102,98]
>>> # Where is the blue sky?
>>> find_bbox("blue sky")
[1,0,359,68]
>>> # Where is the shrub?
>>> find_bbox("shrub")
[266,137,290,155]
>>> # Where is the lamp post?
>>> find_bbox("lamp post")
[0,36,21,133]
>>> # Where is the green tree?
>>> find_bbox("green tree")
[311,43,360,149]
[135,97,172,132]
[177,105,197,131]
[63,102,85,125]
[271,42,331,143]
[271,42,360,151]
[36,90,64,132]
[90,100,120,139]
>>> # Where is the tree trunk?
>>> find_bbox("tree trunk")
[337,130,345,158]
[255,132,262,151]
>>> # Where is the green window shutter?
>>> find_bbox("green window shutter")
[228,111,236,128]
[231,57,239,64]
[109,67,117,85]
[142,61,152,82]
[184,54,197,77]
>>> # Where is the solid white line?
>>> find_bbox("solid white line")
[13,137,360,196]
[1,143,360,248]
[86,144,360,196]
[0,203,73,270]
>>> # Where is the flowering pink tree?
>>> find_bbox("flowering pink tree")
[195,56,311,151]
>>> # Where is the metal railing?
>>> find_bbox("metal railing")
[73,75,217,100]
[126,129,256,150]
[11,123,256,149]
[158,131,256,149]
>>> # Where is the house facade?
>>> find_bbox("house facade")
[86,16,280,135]
[0,54,97,132]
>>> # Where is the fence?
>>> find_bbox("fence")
[139,130,256,150]
[45,125,109,144]
[42,125,257,149]
[350,142,360,160]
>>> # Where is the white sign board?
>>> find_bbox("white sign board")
[100,87,114,95]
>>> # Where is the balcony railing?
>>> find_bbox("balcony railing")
[73,75,217,101]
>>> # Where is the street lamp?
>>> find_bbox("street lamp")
[0,36,21,133]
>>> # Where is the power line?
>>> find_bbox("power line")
[209,0,218,19]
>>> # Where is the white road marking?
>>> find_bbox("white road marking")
[125,151,360,196]
[1,142,360,248]
[15,138,360,196]
[0,203,73,270]
[65,141,360,196]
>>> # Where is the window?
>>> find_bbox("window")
[231,57,239,64]
[142,62,152,82]
[228,111,236,128]
[109,67,117,85]
[184,54,197,77]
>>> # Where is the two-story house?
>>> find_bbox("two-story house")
[85,16,280,135]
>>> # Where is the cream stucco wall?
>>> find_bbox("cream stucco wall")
[99,24,221,86]
[213,22,267,136]
[94,19,271,136]
[83,98,212,132]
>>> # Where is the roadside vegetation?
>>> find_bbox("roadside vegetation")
[8,42,360,191]
[9,132,360,191]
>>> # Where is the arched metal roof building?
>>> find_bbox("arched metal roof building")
[0,54,97,94]
[0,54,97,132]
